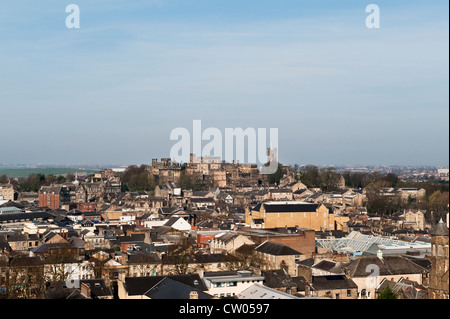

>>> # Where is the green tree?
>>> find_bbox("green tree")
[384,173,400,188]
[365,180,404,215]
[377,286,397,299]
[299,165,321,188]
[121,165,155,191]
[319,167,340,191]
[0,174,8,184]
[162,239,195,275]
[428,190,450,222]
[177,170,207,192]
[268,163,284,185]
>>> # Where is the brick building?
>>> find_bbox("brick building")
[39,185,67,210]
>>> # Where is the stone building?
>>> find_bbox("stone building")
[209,232,254,254]
[428,219,449,299]
[0,184,14,202]
[245,201,349,231]
[403,209,426,231]
[255,241,304,276]
[239,227,316,259]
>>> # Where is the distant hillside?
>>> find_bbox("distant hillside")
[0,168,96,178]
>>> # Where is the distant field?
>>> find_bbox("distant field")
[0,168,97,178]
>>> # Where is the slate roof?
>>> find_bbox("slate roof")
[0,212,54,223]
[81,279,113,298]
[215,232,239,244]
[263,203,320,213]
[343,256,429,277]
[311,275,358,291]
[164,217,183,227]
[117,234,146,244]
[31,242,77,254]
[297,258,315,267]
[404,256,432,271]
[144,277,213,299]
[125,273,208,296]
[430,219,449,236]
[255,241,302,256]
[190,197,215,203]
[45,281,88,299]
[262,269,298,289]
[313,260,338,272]
[192,191,212,197]
[39,186,63,194]
[127,252,160,264]
[376,277,428,299]
[194,253,235,264]
[8,256,44,267]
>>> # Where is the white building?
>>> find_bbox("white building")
[203,270,265,298]
[237,283,305,299]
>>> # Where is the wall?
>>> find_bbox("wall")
[249,204,336,231]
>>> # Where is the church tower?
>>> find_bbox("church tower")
[428,219,449,299]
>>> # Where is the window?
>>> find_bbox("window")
[347,290,352,297]
[335,293,340,299]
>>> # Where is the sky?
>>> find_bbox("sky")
[0,0,448,167]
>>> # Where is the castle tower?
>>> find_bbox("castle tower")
[428,219,449,299]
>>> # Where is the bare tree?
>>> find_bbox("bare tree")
[162,240,196,275]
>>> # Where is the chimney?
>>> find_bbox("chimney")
[118,271,126,283]
[305,282,311,297]
[189,291,199,300]
[80,282,91,298]
[121,251,129,265]
[377,249,383,259]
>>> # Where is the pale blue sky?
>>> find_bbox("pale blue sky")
[0,0,448,167]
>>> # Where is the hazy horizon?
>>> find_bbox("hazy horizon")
[0,0,448,167]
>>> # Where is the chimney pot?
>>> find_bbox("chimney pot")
[189,291,199,300]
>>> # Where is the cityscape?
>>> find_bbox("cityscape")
[0,158,448,301]
[0,0,448,314]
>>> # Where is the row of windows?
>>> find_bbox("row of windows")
[213,280,260,288]
[12,241,40,248]
[214,293,235,298]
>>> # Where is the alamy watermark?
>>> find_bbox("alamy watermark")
[170,120,279,174]
[64,4,380,30]
[66,4,80,29]
[366,4,381,29]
